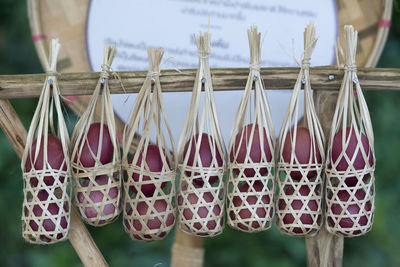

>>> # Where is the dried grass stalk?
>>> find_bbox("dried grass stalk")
[71,45,121,226]
[325,25,375,237]
[275,22,325,236]
[226,26,275,232]
[177,32,226,237]
[21,39,71,244]
[122,47,177,242]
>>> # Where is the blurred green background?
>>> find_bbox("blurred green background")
[1,1,400,267]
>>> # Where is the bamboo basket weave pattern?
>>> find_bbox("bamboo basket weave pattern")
[226,26,275,233]
[275,23,325,237]
[21,39,71,244]
[177,32,226,237]
[122,47,176,242]
[71,45,122,227]
[325,26,375,237]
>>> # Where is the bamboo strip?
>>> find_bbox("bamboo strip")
[27,0,48,69]
[0,99,108,267]
[364,0,393,68]
[0,67,399,99]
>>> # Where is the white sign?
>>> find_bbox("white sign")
[87,0,337,144]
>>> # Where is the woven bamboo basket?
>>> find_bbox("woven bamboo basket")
[26,0,393,266]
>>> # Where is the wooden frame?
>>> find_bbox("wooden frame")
[0,0,389,266]
[0,65,398,267]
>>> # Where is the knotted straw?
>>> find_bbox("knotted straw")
[325,25,375,237]
[21,39,71,244]
[177,32,226,237]
[71,45,121,226]
[275,22,325,236]
[122,47,176,242]
[226,26,275,232]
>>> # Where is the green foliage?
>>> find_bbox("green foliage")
[0,0,400,266]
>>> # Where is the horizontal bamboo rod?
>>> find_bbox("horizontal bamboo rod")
[0,67,399,99]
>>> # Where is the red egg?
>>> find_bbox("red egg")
[126,199,175,241]
[25,190,68,242]
[331,127,374,186]
[25,135,66,187]
[133,200,174,230]
[230,124,272,177]
[77,175,119,221]
[178,191,221,232]
[279,185,319,234]
[342,174,372,187]
[183,133,223,186]
[74,123,114,168]
[130,145,169,197]
[282,127,322,181]
[328,189,371,230]
[230,181,271,231]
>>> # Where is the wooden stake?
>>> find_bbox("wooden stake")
[171,228,204,267]
[305,227,343,267]
[0,99,108,267]
[305,91,343,267]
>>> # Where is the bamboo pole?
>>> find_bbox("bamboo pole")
[305,91,343,267]
[0,99,108,267]
[0,67,400,99]
[171,229,204,267]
